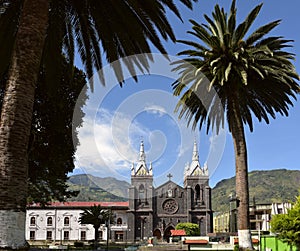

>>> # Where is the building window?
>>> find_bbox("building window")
[117,217,122,225]
[99,231,103,240]
[30,231,35,240]
[46,231,52,240]
[64,217,70,226]
[64,231,69,240]
[115,232,124,241]
[139,184,145,201]
[47,217,53,226]
[30,217,36,226]
[195,184,200,202]
[80,231,86,241]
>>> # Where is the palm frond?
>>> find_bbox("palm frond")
[233,3,263,45]
[173,0,299,133]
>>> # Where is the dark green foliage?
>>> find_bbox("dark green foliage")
[271,193,300,249]
[172,0,299,133]
[176,222,200,236]
[79,205,114,242]
[74,242,84,247]
[0,59,87,205]
[79,204,114,225]
[0,0,198,89]
[212,169,300,212]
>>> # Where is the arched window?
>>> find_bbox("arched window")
[195,184,200,202]
[30,217,36,225]
[47,217,53,226]
[64,217,70,226]
[117,217,122,225]
[139,184,145,201]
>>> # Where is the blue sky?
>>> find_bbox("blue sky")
[72,0,300,194]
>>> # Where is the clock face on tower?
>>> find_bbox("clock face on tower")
[162,199,178,214]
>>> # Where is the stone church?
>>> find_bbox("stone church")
[127,141,213,242]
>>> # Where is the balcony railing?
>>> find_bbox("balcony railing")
[110,224,128,231]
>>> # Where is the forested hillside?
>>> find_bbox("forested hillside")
[212,169,300,212]
[67,169,300,212]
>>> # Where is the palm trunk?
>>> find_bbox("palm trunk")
[231,99,253,251]
[0,0,48,249]
[94,227,99,247]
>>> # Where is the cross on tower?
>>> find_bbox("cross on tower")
[167,173,172,181]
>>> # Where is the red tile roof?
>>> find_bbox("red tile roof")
[234,238,259,244]
[170,229,186,236]
[184,239,208,245]
[28,201,129,208]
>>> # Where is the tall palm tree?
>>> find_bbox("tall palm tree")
[79,205,113,246]
[0,0,197,248]
[172,1,299,249]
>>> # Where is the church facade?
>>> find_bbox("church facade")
[25,140,212,244]
[127,141,213,242]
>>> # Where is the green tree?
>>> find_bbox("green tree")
[79,205,113,246]
[0,0,197,248]
[0,58,86,205]
[176,222,200,236]
[271,195,300,250]
[172,1,299,249]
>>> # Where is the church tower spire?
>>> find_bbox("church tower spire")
[184,139,204,178]
[192,140,199,161]
[132,140,152,176]
[139,140,146,162]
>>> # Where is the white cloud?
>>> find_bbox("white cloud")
[144,104,167,117]
[177,144,190,158]
[75,108,151,178]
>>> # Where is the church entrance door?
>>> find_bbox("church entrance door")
[164,226,174,242]
[153,229,162,241]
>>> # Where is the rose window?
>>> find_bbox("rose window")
[162,199,178,214]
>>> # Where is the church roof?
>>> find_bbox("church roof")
[27,201,129,208]
[155,180,184,190]
[184,140,208,177]
[171,229,186,236]
[132,140,152,176]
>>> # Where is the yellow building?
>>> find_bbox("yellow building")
[213,211,230,233]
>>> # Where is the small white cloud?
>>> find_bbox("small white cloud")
[144,104,167,117]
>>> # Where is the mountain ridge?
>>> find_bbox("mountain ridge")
[212,168,300,212]
[67,169,300,212]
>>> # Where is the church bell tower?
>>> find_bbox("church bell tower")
[127,141,154,242]
[184,140,212,235]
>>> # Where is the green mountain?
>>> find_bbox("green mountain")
[67,169,300,213]
[212,169,300,212]
[67,174,129,202]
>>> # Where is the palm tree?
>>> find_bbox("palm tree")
[172,1,299,249]
[79,205,113,246]
[0,0,197,248]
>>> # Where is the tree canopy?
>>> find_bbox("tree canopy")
[0,0,198,88]
[0,58,87,205]
[79,205,114,242]
[176,222,200,236]
[271,194,300,249]
[0,0,199,248]
[172,0,299,249]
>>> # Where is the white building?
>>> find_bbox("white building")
[213,202,292,234]
[26,201,129,245]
